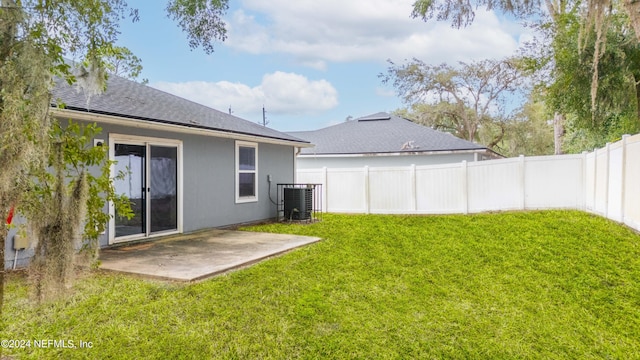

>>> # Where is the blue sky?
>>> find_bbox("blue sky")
[115,1,532,132]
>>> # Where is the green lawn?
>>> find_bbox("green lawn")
[2,211,640,359]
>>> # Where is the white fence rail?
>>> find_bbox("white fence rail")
[297,133,640,232]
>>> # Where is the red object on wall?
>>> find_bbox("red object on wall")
[6,206,14,225]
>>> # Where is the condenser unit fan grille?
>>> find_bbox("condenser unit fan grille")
[283,187,313,220]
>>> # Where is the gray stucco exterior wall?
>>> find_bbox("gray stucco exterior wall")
[181,136,293,232]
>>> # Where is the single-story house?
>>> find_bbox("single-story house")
[289,112,501,169]
[5,72,310,268]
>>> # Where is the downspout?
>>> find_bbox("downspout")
[294,147,301,183]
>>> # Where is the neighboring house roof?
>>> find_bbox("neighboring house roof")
[51,74,308,145]
[289,112,494,155]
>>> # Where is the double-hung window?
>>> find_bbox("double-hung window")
[236,141,258,202]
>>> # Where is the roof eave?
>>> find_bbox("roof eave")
[51,107,313,148]
[298,148,494,157]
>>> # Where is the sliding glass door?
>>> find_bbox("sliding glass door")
[112,137,181,242]
[149,145,178,233]
[114,144,146,238]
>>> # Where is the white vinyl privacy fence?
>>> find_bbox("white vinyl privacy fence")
[297,133,640,232]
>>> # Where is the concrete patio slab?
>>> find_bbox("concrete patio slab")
[99,229,321,281]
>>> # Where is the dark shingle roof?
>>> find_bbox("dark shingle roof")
[51,74,307,144]
[289,112,486,155]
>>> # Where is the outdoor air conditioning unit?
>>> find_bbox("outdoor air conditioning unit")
[283,187,313,220]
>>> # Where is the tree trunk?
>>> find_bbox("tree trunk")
[0,0,20,320]
[0,208,7,319]
[624,0,640,44]
[487,124,506,150]
[0,221,4,359]
[553,112,565,155]
[635,77,640,127]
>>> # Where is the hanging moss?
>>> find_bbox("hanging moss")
[29,142,89,301]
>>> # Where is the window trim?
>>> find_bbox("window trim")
[235,141,258,203]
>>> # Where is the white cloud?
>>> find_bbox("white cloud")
[261,71,339,113]
[151,71,338,117]
[225,0,531,67]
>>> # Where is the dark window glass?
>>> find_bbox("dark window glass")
[114,144,146,237]
[239,147,255,170]
[150,146,178,233]
[239,173,255,197]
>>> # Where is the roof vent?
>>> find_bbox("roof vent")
[401,140,420,150]
[357,114,391,121]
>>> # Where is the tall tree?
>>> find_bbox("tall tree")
[0,0,228,315]
[529,0,640,150]
[412,0,640,139]
[381,58,525,148]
